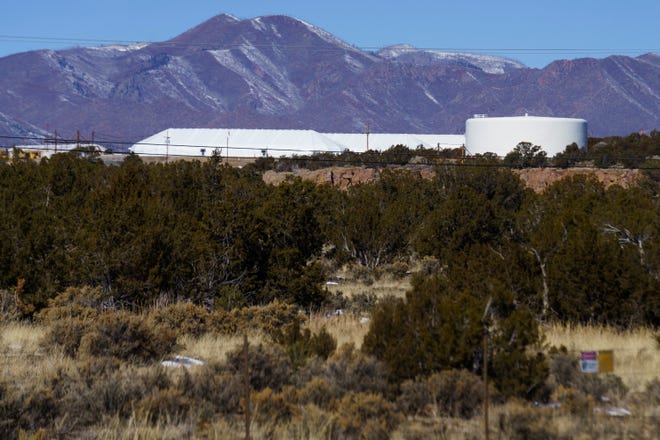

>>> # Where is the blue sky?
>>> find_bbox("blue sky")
[1,0,658,68]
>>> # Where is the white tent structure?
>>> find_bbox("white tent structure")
[130,128,348,159]
[323,133,465,152]
[130,128,467,158]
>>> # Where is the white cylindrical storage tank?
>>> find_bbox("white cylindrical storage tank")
[465,115,587,157]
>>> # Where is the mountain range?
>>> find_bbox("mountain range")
[0,14,658,148]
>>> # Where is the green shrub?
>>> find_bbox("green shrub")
[0,289,22,322]
[35,289,106,356]
[40,316,92,357]
[209,300,302,337]
[251,386,300,425]
[179,367,244,416]
[417,256,441,276]
[364,277,548,400]
[324,344,387,395]
[397,369,487,419]
[309,326,337,360]
[551,385,595,416]
[397,378,431,416]
[383,261,410,279]
[581,373,628,401]
[330,392,401,440]
[35,286,110,324]
[642,378,660,406]
[0,381,23,438]
[76,357,122,386]
[225,343,293,392]
[0,379,60,438]
[547,349,580,390]
[393,421,449,440]
[77,311,177,362]
[273,321,337,366]
[298,377,338,409]
[93,366,171,419]
[426,369,486,419]
[149,302,209,337]
[498,403,565,440]
[135,388,193,425]
[322,291,377,316]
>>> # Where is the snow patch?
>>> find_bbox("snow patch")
[209,42,302,113]
[466,71,478,82]
[295,18,378,61]
[378,45,526,74]
[377,44,416,58]
[343,53,365,72]
[423,88,439,105]
[601,68,655,116]
[270,24,283,38]
[90,43,149,52]
[162,57,227,109]
[162,355,205,368]
[611,57,660,101]
[251,17,267,32]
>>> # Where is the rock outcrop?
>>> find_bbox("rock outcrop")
[263,166,642,192]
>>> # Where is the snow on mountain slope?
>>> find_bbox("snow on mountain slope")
[377,44,526,74]
[0,14,657,142]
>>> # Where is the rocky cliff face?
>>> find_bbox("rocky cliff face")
[0,14,658,145]
[513,168,641,192]
[263,166,642,192]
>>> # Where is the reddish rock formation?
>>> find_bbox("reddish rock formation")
[263,166,642,192]
[513,168,641,192]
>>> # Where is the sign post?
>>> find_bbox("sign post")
[598,350,614,373]
[580,351,598,373]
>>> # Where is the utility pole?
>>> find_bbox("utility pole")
[366,122,370,151]
[165,130,170,163]
[482,297,492,440]
[483,328,489,440]
[243,333,250,440]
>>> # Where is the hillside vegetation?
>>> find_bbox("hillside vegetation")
[1,133,659,438]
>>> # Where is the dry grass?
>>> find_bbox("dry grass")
[176,331,267,364]
[542,323,659,391]
[305,312,371,349]
[325,271,411,299]
[2,316,658,439]
[0,321,76,385]
[176,313,371,359]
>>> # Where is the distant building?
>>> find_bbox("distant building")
[11,143,108,159]
[129,128,465,159]
[129,115,588,161]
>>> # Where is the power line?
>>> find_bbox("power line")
[1,135,658,170]
[0,34,656,57]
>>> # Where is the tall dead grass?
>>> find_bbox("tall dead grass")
[325,270,411,299]
[542,323,659,391]
[0,321,76,384]
[176,331,267,364]
[2,313,658,439]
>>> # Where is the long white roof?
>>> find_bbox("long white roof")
[131,128,347,158]
[324,133,465,152]
[130,128,466,158]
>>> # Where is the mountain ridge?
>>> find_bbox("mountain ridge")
[0,14,657,146]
